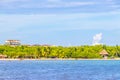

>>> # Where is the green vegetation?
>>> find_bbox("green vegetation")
[0,45,120,59]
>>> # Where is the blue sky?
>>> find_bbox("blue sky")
[0,0,120,46]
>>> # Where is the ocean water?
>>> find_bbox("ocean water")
[0,60,120,80]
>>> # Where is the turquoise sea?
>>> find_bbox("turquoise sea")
[0,60,120,80]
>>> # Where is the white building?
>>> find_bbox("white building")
[5,40,21,46]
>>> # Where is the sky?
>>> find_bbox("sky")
[0,0,120,46]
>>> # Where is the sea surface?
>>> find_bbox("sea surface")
[0,60,120,80]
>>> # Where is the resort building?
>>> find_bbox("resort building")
[100,49,109,59]
[5,40,21,46]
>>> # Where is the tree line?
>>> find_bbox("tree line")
[0,45,120,59]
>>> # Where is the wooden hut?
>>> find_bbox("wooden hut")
[0,54,7,58]
[100,49,108,59]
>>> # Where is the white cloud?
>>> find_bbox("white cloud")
[0,0,119,15]
[0,0,29,3]
[0,0,96,9]
[0,0,119,13]
[0,12,120,33]
[61,2,95,7]
[106,0,113,2]
[92,33,103,45]
[19,1,96,9]
[105,0,119,9]
[47,0,60,2]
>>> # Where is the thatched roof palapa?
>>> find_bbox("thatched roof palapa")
[100,49,108,55]
[0,54,7,58]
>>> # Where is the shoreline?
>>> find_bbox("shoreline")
[0,58,120,61]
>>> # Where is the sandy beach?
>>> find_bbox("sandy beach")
[0,58,119,61]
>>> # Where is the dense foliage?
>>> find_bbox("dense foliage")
[0,45,120,59]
